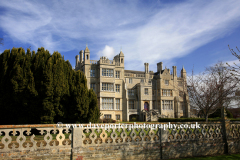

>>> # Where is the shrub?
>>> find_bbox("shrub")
[102,118,116,123]
[98,119,103,123]
[158,117,221,122]
[131,117,137,122]
[229,118,240,121]
[208,108,233,118]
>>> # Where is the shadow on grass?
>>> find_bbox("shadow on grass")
[174,154,240,160]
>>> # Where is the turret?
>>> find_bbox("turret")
[84,45,90,64]
[119,49,124,67]
[80,50,84,63]
[181,66,186,78]
[75,55,79,68]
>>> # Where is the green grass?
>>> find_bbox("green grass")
[175,154,240,160]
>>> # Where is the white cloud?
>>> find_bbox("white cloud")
[97,45,115,59]
[1,0,240,71]
[124,0,240,69]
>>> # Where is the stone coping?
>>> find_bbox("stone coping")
[1,121,239,129]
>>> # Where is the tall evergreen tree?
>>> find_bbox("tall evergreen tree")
[88,89,100,123]
[0,47,100,124]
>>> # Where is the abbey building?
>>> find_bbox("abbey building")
[75,46,190,121]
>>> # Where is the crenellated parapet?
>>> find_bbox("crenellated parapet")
[100,56,114,65]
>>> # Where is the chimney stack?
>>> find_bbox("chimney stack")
[157,62,163,73]
[144,63,149,73]
[172,66,177,77]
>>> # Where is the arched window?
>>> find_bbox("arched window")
[86,55,88,60]
[121,58,123,63]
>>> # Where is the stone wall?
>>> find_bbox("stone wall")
[0,121,239,160]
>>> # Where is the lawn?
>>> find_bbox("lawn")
[174,154,240,160]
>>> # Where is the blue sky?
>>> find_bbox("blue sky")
[1,0,240,75]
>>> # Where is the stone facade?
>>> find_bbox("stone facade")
[75,46,190,121]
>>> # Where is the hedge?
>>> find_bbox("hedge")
[158,117,240,122]
[158,118,221,122]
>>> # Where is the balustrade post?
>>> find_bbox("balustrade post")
[71,127,83,160]
[72,127,83,148]
[221,107,230,154]
[159,123,169,159]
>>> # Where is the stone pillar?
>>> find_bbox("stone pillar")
[100,97,102,110]
[221,107,230,154]
[127,100,129,121]
[174,97,180,118]
[71,127,84,159]
[187,102,190,118]
[145,112,147,122]
[113,98,115,110]
[159,122,169,159]
[72,127,83,148]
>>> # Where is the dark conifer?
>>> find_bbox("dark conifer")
[0,47,100,124]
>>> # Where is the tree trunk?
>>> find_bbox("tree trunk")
[205,114,208,122]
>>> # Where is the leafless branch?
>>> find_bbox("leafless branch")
[187,62,238,121]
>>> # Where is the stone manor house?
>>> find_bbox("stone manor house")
[75,46,190,121]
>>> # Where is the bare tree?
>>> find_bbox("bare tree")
[228,45,240,65]
[228,45,240,74]
[228,45,240,109]
[187,62,238,122]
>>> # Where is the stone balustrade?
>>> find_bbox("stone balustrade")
[90,60,98,64]
[136,74,145,78]
[124,73,145,78]
[100,59,114,64]
[0,121,239,159]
